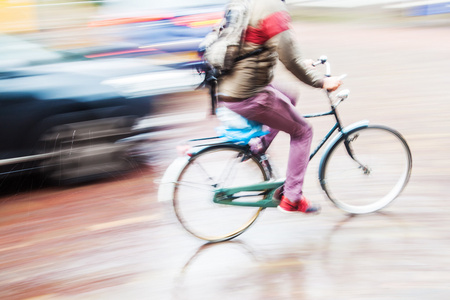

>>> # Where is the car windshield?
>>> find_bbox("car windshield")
[0,35,59,66]
[0,34,84,69]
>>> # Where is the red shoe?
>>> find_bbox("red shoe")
[277,195,297,213]
[277,195,321,214]
[297,196,321,214]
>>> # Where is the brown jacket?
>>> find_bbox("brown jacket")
[218,0,324,99]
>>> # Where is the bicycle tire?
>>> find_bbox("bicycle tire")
[319,125,412,214]
[173,144,269,242]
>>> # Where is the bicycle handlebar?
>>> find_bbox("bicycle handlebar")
[312,55,331,77]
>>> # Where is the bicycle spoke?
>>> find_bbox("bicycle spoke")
[173,146,268,242]
[174,180,215,192]
[188,151,244,188]
[217,152,245,186]
[320,126,411,214]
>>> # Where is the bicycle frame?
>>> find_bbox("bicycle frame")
[190,57,364,208]
[304,101,343,161]
[212,93,352,208]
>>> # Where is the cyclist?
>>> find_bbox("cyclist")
[214,0,342,213]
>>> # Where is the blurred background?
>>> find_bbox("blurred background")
[0,0,228,183]
[1,1,450,299]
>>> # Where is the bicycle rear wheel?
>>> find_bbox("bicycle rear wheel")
[173,145,269,243]
[319,125,412,214]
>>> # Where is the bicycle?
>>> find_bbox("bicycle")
[158,56,412,243]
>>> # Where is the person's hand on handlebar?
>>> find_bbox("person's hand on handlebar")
[303,57,342,92]
[322,77,342,92]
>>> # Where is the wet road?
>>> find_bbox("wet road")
[1,20,450,299]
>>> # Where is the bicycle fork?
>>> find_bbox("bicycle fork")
[329,95,371,176]
[342,133,371,175]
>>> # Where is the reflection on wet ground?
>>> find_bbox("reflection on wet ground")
[1,165,448,299]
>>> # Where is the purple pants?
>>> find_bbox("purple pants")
[223,85,313,202]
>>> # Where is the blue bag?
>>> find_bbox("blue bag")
[215,106,269,144]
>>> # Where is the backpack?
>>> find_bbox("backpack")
[198,0,253,73]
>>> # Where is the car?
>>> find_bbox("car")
[84,0,227,62]
[0,34,203,184]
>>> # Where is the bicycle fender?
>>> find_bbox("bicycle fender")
[157,156,190,202]
[319,120,370,171]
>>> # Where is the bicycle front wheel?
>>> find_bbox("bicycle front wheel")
[319,125,412,214]
[173,145,269,243]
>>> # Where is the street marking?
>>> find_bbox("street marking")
[24,295,59,300]
[0,215,160,253]
[0,241,33,253]
[87,215,160,231]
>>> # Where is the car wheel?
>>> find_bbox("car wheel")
[37,117,140,184]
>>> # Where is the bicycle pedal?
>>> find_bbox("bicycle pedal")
[273,185,284,201]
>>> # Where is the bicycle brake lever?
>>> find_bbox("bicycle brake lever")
[313,55,328,67]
